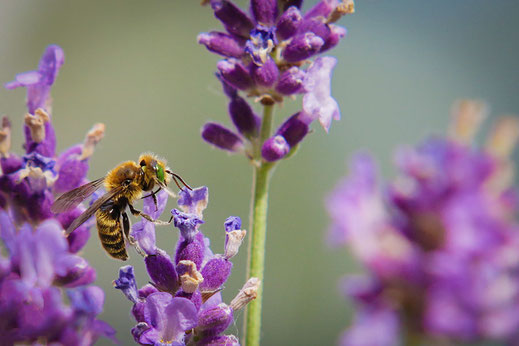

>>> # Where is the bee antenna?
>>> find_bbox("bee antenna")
[166,170,193,191]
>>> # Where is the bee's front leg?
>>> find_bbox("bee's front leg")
[128,203,171,225]
[141,188,161,212]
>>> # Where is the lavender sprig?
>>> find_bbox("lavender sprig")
[327,100,519,345]
[0,45,116,344]
[115,186,258,345]
[198,1,354,344]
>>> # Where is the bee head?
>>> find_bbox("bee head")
[139,154,166,184]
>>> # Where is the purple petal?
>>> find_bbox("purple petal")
[67,286,105,316]
[131,221,157,256]
[172,209,204,243]
[114,265,139,303]
[145,250,179,293]
[224,216,241,233]
[340,307,400,346]
[142,293,197,344]
[142,189,169,220]
[302,56,340,132]
[53,145,89,194]
[38,44,65,86]
[178,186,209,217]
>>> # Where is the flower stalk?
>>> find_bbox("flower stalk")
[245,104,274,346]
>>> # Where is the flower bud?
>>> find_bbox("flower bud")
[196,303,233,337]
[211,0,254,38]
[275,67,306,95]
[251,57,279,87]
[261,135,290,162]
[282,33,324,62]
[197,31,245,58]
[276,6,303,40]
[230,277,260,311]
[216,59,254,90]
[228,96,260,138]
[0,117,12,158]
[224,216,245,260]
[250,0,278,26]
[201,123,245,153]
[321,25,347,52]
[276,112,309,147]
[298,18,331,42]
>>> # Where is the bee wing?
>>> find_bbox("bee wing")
[65,186,125,235]
[51,178,106,213]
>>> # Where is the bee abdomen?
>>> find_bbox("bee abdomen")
[96,210,128,261]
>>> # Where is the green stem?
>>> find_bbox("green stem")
[244,104,274,346]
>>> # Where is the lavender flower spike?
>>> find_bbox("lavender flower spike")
[329,105,519,344]
[116,186,252,344]
[1,45,114,344]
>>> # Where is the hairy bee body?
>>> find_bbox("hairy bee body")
[96,204,127,260]
[51,153,190,261]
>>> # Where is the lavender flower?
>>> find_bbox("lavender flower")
[199,0,353,161]
[327,101,519,345]
[0,45,115,344]
[115,186,259,345]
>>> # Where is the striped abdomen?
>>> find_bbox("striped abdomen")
[95,207,128,261]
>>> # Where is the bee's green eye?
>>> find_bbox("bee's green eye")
[156,165,165,183]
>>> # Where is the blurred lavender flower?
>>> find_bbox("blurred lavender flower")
[199,0,354,161]
[0,45,115,344]
[327,101,519,345]
[116,186,258,345]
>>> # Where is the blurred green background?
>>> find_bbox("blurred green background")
[1,1,518,345]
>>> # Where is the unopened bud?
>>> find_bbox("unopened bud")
[25,108,50,143]
[0,117,12,158]
[80,123,105,160]
[230,277,260,311]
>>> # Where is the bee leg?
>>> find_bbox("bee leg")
[141,188,161,212]
[122,210,146,257]
[128,203,171,226]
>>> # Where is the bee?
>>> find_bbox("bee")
[51,153,191,261]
